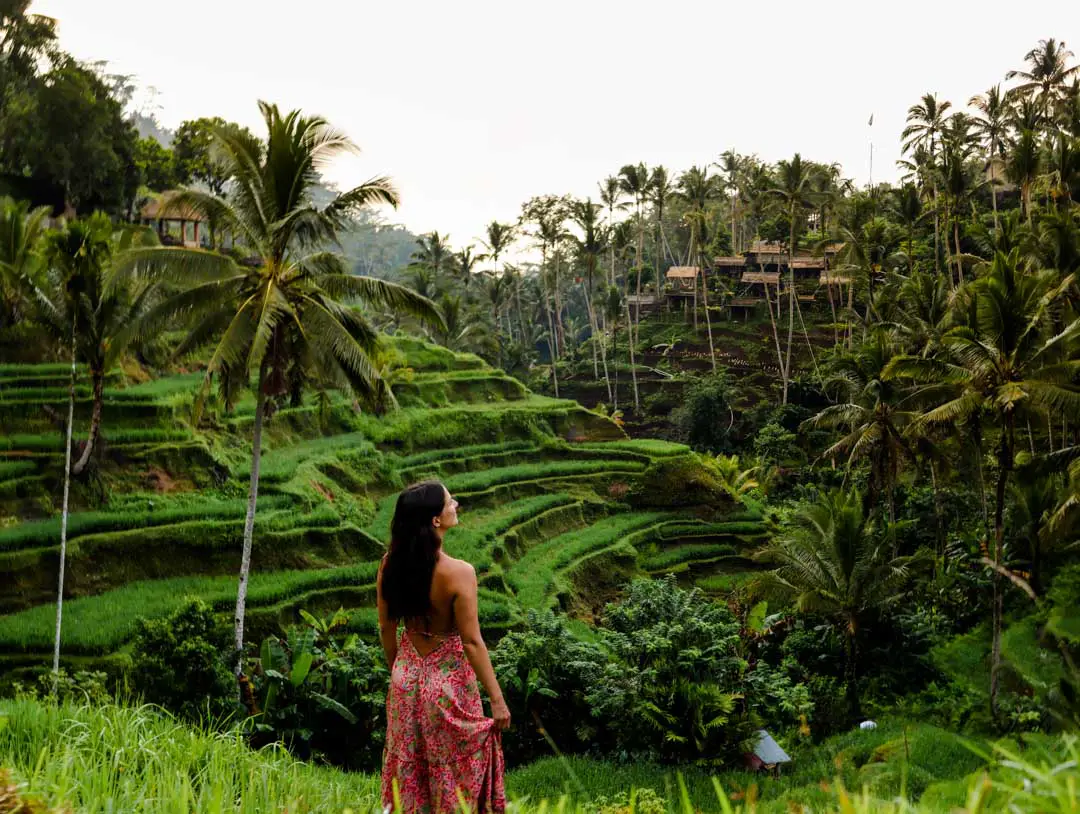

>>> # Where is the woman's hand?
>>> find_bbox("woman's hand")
[490,697,511,731]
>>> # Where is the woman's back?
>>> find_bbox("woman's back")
[402,553,468,655]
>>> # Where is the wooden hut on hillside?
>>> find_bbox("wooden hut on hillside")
[140,191,210,248]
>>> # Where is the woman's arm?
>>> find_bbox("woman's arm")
[454,563,511,730]
[376,560,398,667]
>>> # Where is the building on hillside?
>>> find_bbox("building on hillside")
[139,191,210,248]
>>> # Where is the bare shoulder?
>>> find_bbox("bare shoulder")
[439,554,476,583]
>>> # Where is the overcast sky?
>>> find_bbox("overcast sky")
[30,0,1079,258]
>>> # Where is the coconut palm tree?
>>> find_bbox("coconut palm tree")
[885,249,1080,719]
[889,184,924,275]
[754,487,923,718]
[805,335,915,528]
[37,216,160,476]
[479,220,517,277]
[0,196,49,329]
[116,103,442,672]
[599,175,622,288]
[676,165,720,371]
[970,85,1009,230]
[618,162,651,335]
[717,150,743,253]
[1006,128,1042,224]
[1006,39,1079,123]
[411,231,453,283]
[770,154,818,403]
[902,94,953,275]
[649,165,675,279]
[453,244,479,295]
[569,197,611,397]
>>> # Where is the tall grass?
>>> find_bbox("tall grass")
[0,429,190,451]
[0,700,1071,812]
[640,543,738,572]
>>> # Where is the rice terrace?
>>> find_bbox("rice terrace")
[1,2,1079,811]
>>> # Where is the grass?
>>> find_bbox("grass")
[572,439,691,457]
[508,513,671,609]
[0,428,190,451]
[0,496,291,553]
[0,562,381,654]
[0,461,36,480]
[640,543,738,573]
[444,459,645,494]
[1,699,1071,812]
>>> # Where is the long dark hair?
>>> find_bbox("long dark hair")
[381,480,447,621]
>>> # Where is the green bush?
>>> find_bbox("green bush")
[130,599,237,722]
[630,454,735,510]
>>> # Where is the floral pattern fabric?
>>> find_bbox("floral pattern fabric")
[382,630,505,813]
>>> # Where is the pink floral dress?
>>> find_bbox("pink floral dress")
[382,630,506,813]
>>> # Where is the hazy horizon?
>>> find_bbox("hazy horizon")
[30,0,1079,260]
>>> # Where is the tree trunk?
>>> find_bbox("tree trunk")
[930,459,945,560]
[933,181,942,277]
[545,300,559,398]
[764,280,786,403]
[625,294,640,411]
[782,216,796,404]
[53,317,78,681]
[989,148,999,232]
[234,365,267,677]
[698,245,716,373]
[845,626,861,721]
[553,252,565,357]
[71,367,104,476]
[953,218,963,287]
[989,415,1014,723]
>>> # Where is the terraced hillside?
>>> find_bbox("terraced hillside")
[0,336,767,673]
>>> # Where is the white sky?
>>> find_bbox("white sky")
[29,0,1080,259]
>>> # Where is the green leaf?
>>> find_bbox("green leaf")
[747,600,768,634]
[290,650,314,687]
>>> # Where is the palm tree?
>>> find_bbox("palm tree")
[970,85,1008,230]
[117,103,442,672]
[770,154,817,403]
[481,270,512,363]
[0,196,49,329]
[940,141,978,287]
[889,184,924,275]
[754,488,923,718]
[479,220,517,277]
[676,165,720,371]
[806,336,915,528]
[902,93,953,275]
[598,176,622,288]
[717,150,743,253]
[37,216,160,476]
[453,245,479,295]
[411,231,453,283]
[618,162,650,338]
[885,249,1080,719]
[1006,128,1042,224]
[649,165,674,280]
[569,197,611,397]
[1006,39,1079,123]
[434,293,475,352]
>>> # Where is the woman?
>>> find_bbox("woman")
[378,480,510,813]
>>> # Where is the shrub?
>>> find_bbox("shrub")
[129,599,237,723]
[670,371,738,453]
[585,576,758,763]
[248,608,389,770]
[491,610,606,763]
[629,454,735,510]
